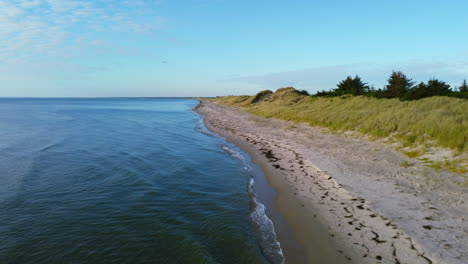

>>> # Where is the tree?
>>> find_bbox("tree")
[411,79,451,99]
[458,79,468,92]
[425,79,451,96]
[297,89,310,96]
[335,75,369,95]
[383,71,415,98]
[411,82,428,100]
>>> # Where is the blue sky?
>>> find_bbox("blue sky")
[1,0,467,97]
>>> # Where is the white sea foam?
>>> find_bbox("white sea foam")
[194,117,217,137]
[249,178,285,264]
[223,145,285,264]
[221,145,246,163]
[195,116,285,264]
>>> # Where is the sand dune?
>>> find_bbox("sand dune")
[196,100,467,264]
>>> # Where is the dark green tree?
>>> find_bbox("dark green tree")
[383,71,415,98]
[458,79,468,92]
[411,82,428,99]
[335,75,369,95]
[425,79,452,96]
[411,79,451,99]
[297,89,310,96]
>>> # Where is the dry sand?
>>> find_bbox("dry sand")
[196,100,467,264]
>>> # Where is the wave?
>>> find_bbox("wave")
[222,145,284,264]
[221,146,246,163]
[195,113,284,263]
[194,118,217,137]
[36,142,62,153]
[248,178,284,264]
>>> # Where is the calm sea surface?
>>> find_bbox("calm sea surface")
[0,99,283,264]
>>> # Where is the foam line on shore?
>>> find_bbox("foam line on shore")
[195,100,468,264]
[195,107,285,264]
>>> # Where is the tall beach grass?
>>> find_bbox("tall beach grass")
[212,88,468,153]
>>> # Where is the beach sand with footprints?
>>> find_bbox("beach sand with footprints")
[196,100,467,264]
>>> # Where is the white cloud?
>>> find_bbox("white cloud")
[0,1,24,17]
[226,59,468,93]
[0,0,163,62]
[16,0,42,8]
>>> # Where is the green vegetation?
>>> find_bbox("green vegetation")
[316,75,369,96]
[251,90,273,103]
[384,71,416,99]
[213,88,467,151]
[458,79,468,92]
[211,87,468,173]
[297,89,310,96]
[315,72,468,100]
[212,70,468,173]
[403,151,424,158]
[400,161,412,168]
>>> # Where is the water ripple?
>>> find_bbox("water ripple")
[0,99,269,264]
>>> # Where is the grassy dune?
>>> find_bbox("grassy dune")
[211,88,468,173]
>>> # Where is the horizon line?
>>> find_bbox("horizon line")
[0,96,216,99]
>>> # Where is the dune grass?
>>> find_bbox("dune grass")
[212,88,468,173]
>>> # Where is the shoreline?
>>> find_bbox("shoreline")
[195,115,300,263]
[197,109,339,264]
[195,100,467,264]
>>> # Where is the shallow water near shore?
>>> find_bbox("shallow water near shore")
[0,98,283,263]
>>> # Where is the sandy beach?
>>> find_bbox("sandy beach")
[196,100,467,264]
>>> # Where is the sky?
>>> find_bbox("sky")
[1,0,468,97]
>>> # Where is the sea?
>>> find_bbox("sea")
[0,98,284,264]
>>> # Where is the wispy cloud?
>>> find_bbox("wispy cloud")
[226,59,468,93]
[0,0,163,62]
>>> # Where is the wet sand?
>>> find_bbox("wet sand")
[196,100,467,264]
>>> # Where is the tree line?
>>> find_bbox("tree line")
[309,71,468,100]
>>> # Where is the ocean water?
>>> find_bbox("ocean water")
[0,98,283,264]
